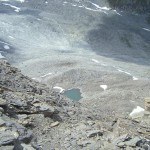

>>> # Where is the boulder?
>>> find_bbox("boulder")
[21,143,35,150]
[33,103,55,116]
[145,98,150,111]
[0,98,7,106]
[50,121,60,127]
[87,130,103,138]
[0,117,6,127]
[125,137,141,147]
[0,146,14,150]
[0,130,18,146]
[113,134,129,145]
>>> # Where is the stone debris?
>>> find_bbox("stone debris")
[0,60,150,149]
[87,130,103,138]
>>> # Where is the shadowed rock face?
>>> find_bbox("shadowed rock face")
[108,0,150,13]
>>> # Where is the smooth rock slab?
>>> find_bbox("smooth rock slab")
[87,130,103,138]
[21,143,35,150]
[0,130,18,146]
[125,137,141,147]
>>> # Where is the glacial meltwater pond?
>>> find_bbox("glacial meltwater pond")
[63,88,82,101]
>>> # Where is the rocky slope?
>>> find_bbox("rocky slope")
[0,60,77,149]
[0,60,150,150]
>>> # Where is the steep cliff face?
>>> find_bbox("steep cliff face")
[108,0,150,13]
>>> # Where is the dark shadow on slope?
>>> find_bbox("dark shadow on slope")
[86,12,150,66]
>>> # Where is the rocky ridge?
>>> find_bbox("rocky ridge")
[0,59,150,150]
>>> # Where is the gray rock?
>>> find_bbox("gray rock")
[145,98,150,111]
[0,107,4,113]
[17,114,28,120]
[113,134,129,145]
[10,99,27,107]
[136,139,150,150]
[77,140,92,147]
[33,103,55,116]
[0,98,6,106]
[18,130,33,144]
[125,137,141,147]
[87,130,103,138]
[0,130,18,146]
[117,142,126,148]
[0,146,14,150]
[0,117,5,126]
[21,143,35,150]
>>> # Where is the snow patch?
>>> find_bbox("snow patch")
[133,76,138,80]
[101,7,111,10]
[20,0,25,2]
[72,4,77,6]
[100,85,107,91]
[53,86,65,93]
[142,28,150,32]
[91,59,99,63]
[3,3,21,12]
[63,1,109,14]
[40,73,52,78]
[129,106,145,119]
[4,45,10,50]
[0,0,25,2]
[8,36,15,39]
[83,5,108,14]
[117,69,131,75]
[113,10,122,16]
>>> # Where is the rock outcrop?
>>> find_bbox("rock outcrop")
[0,60,75,149]
[0,60,150,150]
